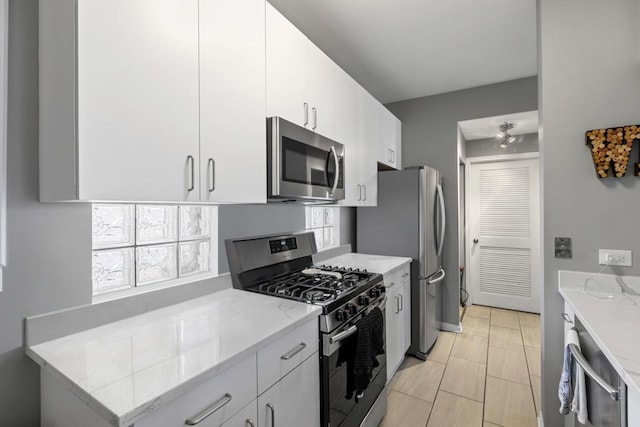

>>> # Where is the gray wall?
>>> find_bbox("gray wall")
[0,1,92,424]
[539,1,640,425]
[386,77,538,327]
[217,205,356,273]
[466,132,539,158]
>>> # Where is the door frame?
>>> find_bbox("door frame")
[464,152,540,310]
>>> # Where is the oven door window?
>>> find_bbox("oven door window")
[281,137,344,189]
[325,338,386,427]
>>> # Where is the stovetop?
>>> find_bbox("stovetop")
[247,266,377,306]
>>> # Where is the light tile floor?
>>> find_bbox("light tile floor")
[380,306,540,427]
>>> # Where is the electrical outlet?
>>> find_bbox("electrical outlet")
[598,249,632,266]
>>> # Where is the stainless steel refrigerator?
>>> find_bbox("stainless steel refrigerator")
[357,166,446,359]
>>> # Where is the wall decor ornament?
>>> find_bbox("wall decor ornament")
[585,125,640,178]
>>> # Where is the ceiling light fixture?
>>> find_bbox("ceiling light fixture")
[498,122,516,148]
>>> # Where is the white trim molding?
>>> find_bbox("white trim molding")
[465,151,539,165]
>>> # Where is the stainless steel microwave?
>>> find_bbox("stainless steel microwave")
[267,117,345,203]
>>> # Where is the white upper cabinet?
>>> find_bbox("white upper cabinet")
[378,106,402,170]
[199,0,266,203]
[337,69,361,206]
[40,0,266,203]
[266,3,338,142]
[307,43,338,141]
[359,89,380,206]
[76,0,201,202]
[265,3,309,129]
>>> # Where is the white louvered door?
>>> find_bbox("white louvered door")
[468,158,540,313]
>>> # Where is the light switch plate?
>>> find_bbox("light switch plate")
[599,249,632,266]
[555,237,572,259]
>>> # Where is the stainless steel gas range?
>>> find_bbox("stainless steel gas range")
[226,232,388,427]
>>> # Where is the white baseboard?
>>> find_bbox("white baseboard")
[537,414,544,427]
[440,322,462,333]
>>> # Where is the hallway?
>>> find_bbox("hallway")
[380,306,541,427]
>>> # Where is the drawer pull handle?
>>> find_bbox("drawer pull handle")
[246,419,255,427]
[281,342,307,360]
[185,393,232,425]
[387,281,396,288]
[401,273,409,278]
[561,312,573,324]
[267,403,275,427]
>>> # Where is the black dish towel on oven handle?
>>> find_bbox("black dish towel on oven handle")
[336,306,385,402]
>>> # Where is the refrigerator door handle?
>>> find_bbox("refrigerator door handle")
[435,184,446,258]
[418,268,445,284]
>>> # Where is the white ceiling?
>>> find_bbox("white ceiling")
[458,110,538,141]
[267,0,538,104]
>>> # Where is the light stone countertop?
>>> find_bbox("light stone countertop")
[319,252,412,282]
[558,270,640,397]
[27,288,321,427]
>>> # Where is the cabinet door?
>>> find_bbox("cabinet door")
[258,353,320,427]
[394,116,402,170]
[307,44,338,141]
[337,69,361,206]
[400,281,411,354]
[359,88,379,206]
[77,0,200,201]
[220,401,258,427]
[266,3,309,128]
[199,0,266,203]
[385,284,401,382]
[378,106,398,169]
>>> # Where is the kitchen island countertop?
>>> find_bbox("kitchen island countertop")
[27,288,321,427]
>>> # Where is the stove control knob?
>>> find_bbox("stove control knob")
[358,295,370,305]
[335,309,348,321]
[347,303,357,315]
[368,288,380,298]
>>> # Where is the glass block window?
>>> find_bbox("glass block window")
[305,207,340,251]
[92,204,215,297]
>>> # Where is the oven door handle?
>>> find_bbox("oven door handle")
[330,325,358,345]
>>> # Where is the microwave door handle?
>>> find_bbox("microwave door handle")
[436,183,446,257]
[329,146,340,196]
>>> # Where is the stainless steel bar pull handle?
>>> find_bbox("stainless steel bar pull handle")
[568,342,619,400]
[401,273,409,278]
[561,312,573,324]
[208,158,215,192]
[399,294,403,311]
[391,150,395,163]
[395,295,400,314]
[312,107,317,130]
[303,103,309,126]
[185,393,232,425]
[281,342,306,360]
[246,419,255,427]
[187,155,195,192]
[267,403,275,427]
[330,325,358,344]
[329,146,340,196]
[388,149,392,162]
[358,184,362,201]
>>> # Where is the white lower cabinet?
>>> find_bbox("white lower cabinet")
[384,263,411,382]
[136,354,257,427]
[220,401,258,427]
[257,352,320,427]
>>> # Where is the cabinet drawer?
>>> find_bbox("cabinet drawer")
[257,318,319,395]
[136,354,257,427]
[383,263,410,290]
[220,400,257,427]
